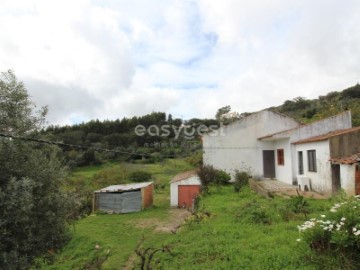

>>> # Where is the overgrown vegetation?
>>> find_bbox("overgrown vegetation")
[197,165,231,194]
[135,236,173,270]
[0,70,74,269]
[129,171,153,183]
[271,83,360,126]
[298,196,360,269]
[233,169,250,192]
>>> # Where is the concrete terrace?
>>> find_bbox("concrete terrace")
[249,179,325,199]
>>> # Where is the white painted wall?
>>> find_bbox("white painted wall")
[203,110,353,190]
[170,176,201,207]
[340,164,356,195]
[274,139,293,185]
[295,141,332,195]
[203,110,300,178]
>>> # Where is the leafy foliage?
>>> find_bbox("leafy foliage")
[233,169,250,192]
[272,83,360,126]
[129,171,153,183]
[298,196,360,269]
[0,70,73,269]
[197,165,230,194]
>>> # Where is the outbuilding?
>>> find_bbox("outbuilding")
[93,182,153,213]
[170,170,201,208]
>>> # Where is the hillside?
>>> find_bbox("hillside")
[39,83,360,169]
[269,83,360,126]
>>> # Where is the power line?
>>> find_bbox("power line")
[0,133,200,158]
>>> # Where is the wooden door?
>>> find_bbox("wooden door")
[263,150,275,178]
[331,164,341,194]
[178,185,201,209]
[356,165,360,195]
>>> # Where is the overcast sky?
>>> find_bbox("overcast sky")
[1,0,359,125]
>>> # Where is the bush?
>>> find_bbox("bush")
[235,202,272,225]
[287,191,309,218]
[185,151,203,167]
[215,170,231,186]
[298,196,360,268]
[233,170,250,192]
[129,171,152,183]
[197,165,217,194]
[197,165,230,194]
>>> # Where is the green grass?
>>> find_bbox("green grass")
[40,159,194,269]
[156,186,333,270]
[44,162,336,269]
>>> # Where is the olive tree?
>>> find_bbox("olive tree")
[0,70,73,269]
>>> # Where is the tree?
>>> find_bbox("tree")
[215,105,231,120]
[0,70,73,269]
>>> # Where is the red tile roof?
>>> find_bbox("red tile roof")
[293,127,360,144]
[330,153,360,164]
[171,169,199,183]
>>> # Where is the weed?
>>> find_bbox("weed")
[135,236,173,270]
[233,169,250,193]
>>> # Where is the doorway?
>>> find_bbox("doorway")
[356,164,360,195]
[263,150,275,178]
[331,164,341,194]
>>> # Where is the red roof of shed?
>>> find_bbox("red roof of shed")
[171,169,199,183]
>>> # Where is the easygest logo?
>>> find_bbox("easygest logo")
[134,124,225,140]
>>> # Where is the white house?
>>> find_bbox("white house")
[203,110,359,196]
[293,127,360,195]
[170,170,201,208]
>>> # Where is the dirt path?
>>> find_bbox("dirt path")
[155,208,191,233]
[123,208,191,269]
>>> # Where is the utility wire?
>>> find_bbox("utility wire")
[0,133,200,158]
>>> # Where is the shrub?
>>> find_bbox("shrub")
[197,165,218,194]
[233,170,250,192]
[185,151,203,167]
[235,202,272,225]
[129,171,152,183]
[197,165,230,194]
[287,191,309,218]
[298,196,360,268]
[215,170,231,186]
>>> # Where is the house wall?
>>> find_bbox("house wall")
[295,141,332,195]
[286,111,352,184]
[203,110,300,178]
[274,139,293,185]
[330,130,360,159]
[289,111,352,143]
[340,164,356,196]
[170,176,201,207]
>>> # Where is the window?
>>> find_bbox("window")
[277,149,284,165]
[307,150,317,172]
[298,151,304,175]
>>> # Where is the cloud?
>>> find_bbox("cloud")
[1,0,360,125]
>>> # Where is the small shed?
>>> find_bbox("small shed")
[93,182,153,213]
[170,170,201,208]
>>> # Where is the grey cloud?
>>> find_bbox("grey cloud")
[25,79,102,125]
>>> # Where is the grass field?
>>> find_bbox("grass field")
[36,159,194,269]
[38,160,339,269]
[155,186,333,269]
